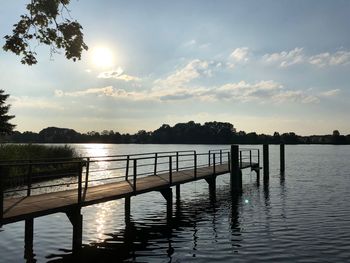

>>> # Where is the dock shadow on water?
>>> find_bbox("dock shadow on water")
[44,182,248,263]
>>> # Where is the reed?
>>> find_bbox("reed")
[0,144,80,189]
[0,144,76,161]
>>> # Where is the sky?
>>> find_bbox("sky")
[1,0,350,135]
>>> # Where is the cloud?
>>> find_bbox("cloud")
[262,47,350,68]
[272,91,320,104]
[319,89,340,97]
[55,86,115,97]
[230,47,250,62]
[183,39,196,47]
[10,96,64,110]
[154,59,215,88]
[97,67,140,81]
[155,79,320,104]
[309,51,350,67]
[212,80,283,102]
[262,47,304,67]
[55,86,150,101]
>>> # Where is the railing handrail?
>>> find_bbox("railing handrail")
[0,147,260,200]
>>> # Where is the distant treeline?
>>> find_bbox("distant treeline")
[2,121,350,145]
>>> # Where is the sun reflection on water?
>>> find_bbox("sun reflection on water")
[86,200,122,242]
[85,144,110,157]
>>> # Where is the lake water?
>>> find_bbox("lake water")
[1,144,350,262]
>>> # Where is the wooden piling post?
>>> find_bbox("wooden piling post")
[24,218,34,260]
[176,185,180,202]
[160,188,173,221]
[67,209,83,252]
[263,144,269,180]
[280,144,285,173]
[125,196,131,225]
[230,145,242,193]
[205,177,216,199]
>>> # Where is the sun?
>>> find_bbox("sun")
[91,46,114,68]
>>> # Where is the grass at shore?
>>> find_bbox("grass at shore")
[0,144,77,161]
[0,144,80,189]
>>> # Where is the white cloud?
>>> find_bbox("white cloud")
[10,96,64,110]
[272,90,320,104]
[319,89,340,97]
[154,79,320,104]
[230,47,250,62]
[183,39,196,47]
[55,86,115,97]
[154,59,214,88]
[97,67,140,82]
[262,47,304,67]
[309,51,350,67]
[55,86,150,101]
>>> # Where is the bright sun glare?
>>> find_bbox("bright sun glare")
[92,47,114,68]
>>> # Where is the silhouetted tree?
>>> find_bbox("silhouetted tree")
[3,0,87,65]
[0,90,16,135]
[332,130,340,137]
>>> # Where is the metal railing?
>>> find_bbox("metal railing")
[0,147,260,221]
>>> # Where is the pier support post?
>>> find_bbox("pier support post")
[66,209,83,252]
[24,218,34,261]
[230,145,242,193]
[160,188,173,221]
[205,176,216,201]
[125,196,131,225]
[280,144,285,174]
[175,185,180,205]
[263,144,269,181]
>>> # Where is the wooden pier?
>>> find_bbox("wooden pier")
[0,144,287,255]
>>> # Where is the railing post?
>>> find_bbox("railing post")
[213,153,216,175]
[27,161,32,197]
[208,150,211,167]
[220,150,222,165]
[239,151,242,168]
[258,149,260,168]
[154,153,158,175]
[169,156,172,185]
[125,155,130,180]
[78,161,83,204]
[176,152,179,172]
[263,144,269,180]
[194,151,197,179]
[230,145,242,193]
[249,150,252,166]
[227,152,231,171]
[280,144,285,173]
[133,159,137,192]
[0,165,3,222]
[84,157,90,190]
